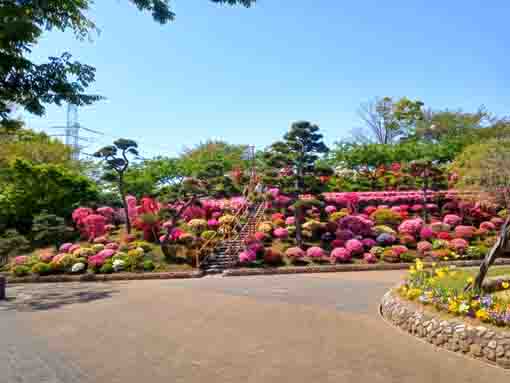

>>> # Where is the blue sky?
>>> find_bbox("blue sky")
[24,0,510,157]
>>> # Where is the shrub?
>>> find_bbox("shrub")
[449,238,469,254]
[454,225,476,239]
[285,247,306,261]
[338,215,373,236]
[443,214,462,227]
[13,265,30,277]
[31,262,52,275]
[331,247,351,263]
[369,246,385,258]
[143,260,155,271]
[381,248,400,263]
[201,230,216,240]
[273,228,289,239]
[306,246,324,259]
[363,252,377,264]
[417,241,432,255]
[335,229,355,241]
[71,262,86,273]
[419,226,434,240]
[361,238,376,249]
[370,208,403,227]
[345,239,364,255]
[373,225,396,236]
[329,211,349,222]
[239,250,257,264]
[399,234,416,248]
[432,239,449,249]
[99,262,114,274]
[398,218,423,236]
[376,233,396,246]
[0,229,30,266]
[480,221,496,231]
[400,252,416,263]
[264,249,284,266]
[92,244,105,253]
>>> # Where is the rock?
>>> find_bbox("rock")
[488,340,497,349]
[496,346,505,357]
[497,357,510,369]
[470,344,483,357]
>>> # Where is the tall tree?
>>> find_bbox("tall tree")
[353,97,424,144]
[94,139,139,233]
[264,121,329,247]
[0,0,255,127]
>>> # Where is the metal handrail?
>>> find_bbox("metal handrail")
[197,203,250,267]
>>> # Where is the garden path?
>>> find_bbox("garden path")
[1,271,510,383]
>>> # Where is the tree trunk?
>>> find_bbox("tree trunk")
[295,158,304,248]
[295,205,303,248]
[119,175,131,234]
[468,215,510,292]
[422,175,429,223]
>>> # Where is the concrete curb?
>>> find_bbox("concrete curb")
[4,258,510,284]
[6,271,204,284]
[222,259,510,277]
[380,289,510,369]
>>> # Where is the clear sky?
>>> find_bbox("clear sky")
[24,0,510,158]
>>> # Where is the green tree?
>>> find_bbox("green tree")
[0,0,255,127]
[94,139,139,233]
[353,97,424,144]
[180,140,249,177]
[263,121,329,247]
[0,159,98,233]
[453,139,510,291]
[31,211,74,249]
[0,124,77,169]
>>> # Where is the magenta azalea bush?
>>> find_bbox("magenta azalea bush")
[345,239,364,255]
[285,247,306,259]
[306,246,324,259]
[239,250,257,264]
[331,247,351,263]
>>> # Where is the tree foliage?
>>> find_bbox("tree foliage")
[0,159,98,233]
[0,0,255,127]
[94,138,139,233]
[353,97,424,144]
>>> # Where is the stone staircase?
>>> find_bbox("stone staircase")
[201,203,265,274]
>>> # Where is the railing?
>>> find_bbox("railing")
[197,202,251,268]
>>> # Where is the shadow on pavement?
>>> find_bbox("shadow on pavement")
[1,284,119,312]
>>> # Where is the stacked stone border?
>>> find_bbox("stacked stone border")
[3,258,510,284]
[380,289,510,369]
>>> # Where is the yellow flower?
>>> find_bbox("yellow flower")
[415,259,424,271]
[449,271,458,277]
[448,300,459,313]
[475,309,489,321]
[431,262,437,267]
[467,276,474,284]
[406,288,422,300]
[443,256,449,261]
[502,281,510,289]
[436,270,445,278]
[470,300,480,309]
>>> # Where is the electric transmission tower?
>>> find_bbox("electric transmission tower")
[51,103,103,160]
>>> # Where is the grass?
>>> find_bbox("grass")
[422,266,510,294]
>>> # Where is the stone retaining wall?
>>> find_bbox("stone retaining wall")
[381,290,510,369]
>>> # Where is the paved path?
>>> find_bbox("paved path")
[1,271,509,383]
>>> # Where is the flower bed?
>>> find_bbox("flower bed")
[236,188,507,268]
[398,260,510,327]
[2,195,249,278]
